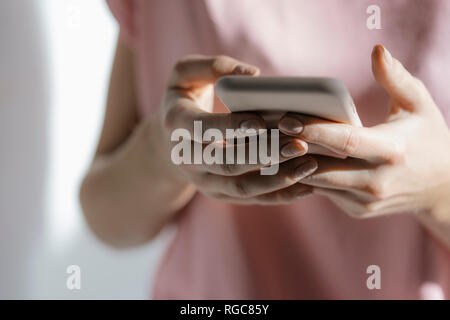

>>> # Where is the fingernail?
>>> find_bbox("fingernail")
[279,117,303,135]
[281,140,306,158]
[294,159,318,180]
[240,119,264,131]
[233,64,258,75]
[381,45,392,66]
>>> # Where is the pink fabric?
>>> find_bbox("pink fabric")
[107,0,450,299]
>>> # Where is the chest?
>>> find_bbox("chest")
[137,0,439,125]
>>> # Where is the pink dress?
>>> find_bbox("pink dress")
[107,0,450,299]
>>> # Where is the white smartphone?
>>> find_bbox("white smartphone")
[215,76,362,127]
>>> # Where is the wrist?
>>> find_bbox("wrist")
[142,113,193,188]
[419,179,450,222]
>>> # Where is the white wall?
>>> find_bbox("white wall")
[0,0,170,299]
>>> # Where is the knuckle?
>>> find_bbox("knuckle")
[211,55,234,75]
[173,55,195,74]
[388,140,406,164]
[204,191,231,203]
[342,126,359,155]
[392,62,410,89]
[301,124,318,142]
[347,209,364,219]
[173,59,187,75]
[365,177,387,200]
[214,54,230,62]
[220,163,236,175]
[414,77,433,103]
[347,204,376,219]
[361,202,378,216]
[231,178,249,198]
[396,67,409,87]
[208,192,228,201]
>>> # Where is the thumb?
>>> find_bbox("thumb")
[371,44,431,113]
[169,55,260,90]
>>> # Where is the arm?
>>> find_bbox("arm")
[80,38,195,248]
[81,38,320,248]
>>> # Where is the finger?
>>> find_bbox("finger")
[279,113,397,161]
[215,183,313,205]
[313,187,374,218]
[306,143,347,159]
[165,97,266,142]
[300,156,376,199]
[371,44,432,112]
[203,156,318,198]
[314,187,414,218]
[253,183,312,204]
[182,135,308,176]
[169,55,260,90]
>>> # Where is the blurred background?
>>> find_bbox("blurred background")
[0,0,171,299]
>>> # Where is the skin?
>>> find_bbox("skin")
[279,45,450,247]
[80,37,316,248]
[80,38,450,250]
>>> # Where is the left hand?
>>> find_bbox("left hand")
[279,45,450,218]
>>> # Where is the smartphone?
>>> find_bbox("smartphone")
[215,76,362,127]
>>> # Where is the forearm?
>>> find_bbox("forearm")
[80,114,196,248]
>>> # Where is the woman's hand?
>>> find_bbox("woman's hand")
[156,55,318,205]
[279,45,450,218]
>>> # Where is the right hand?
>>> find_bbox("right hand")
[155,55,318,205]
